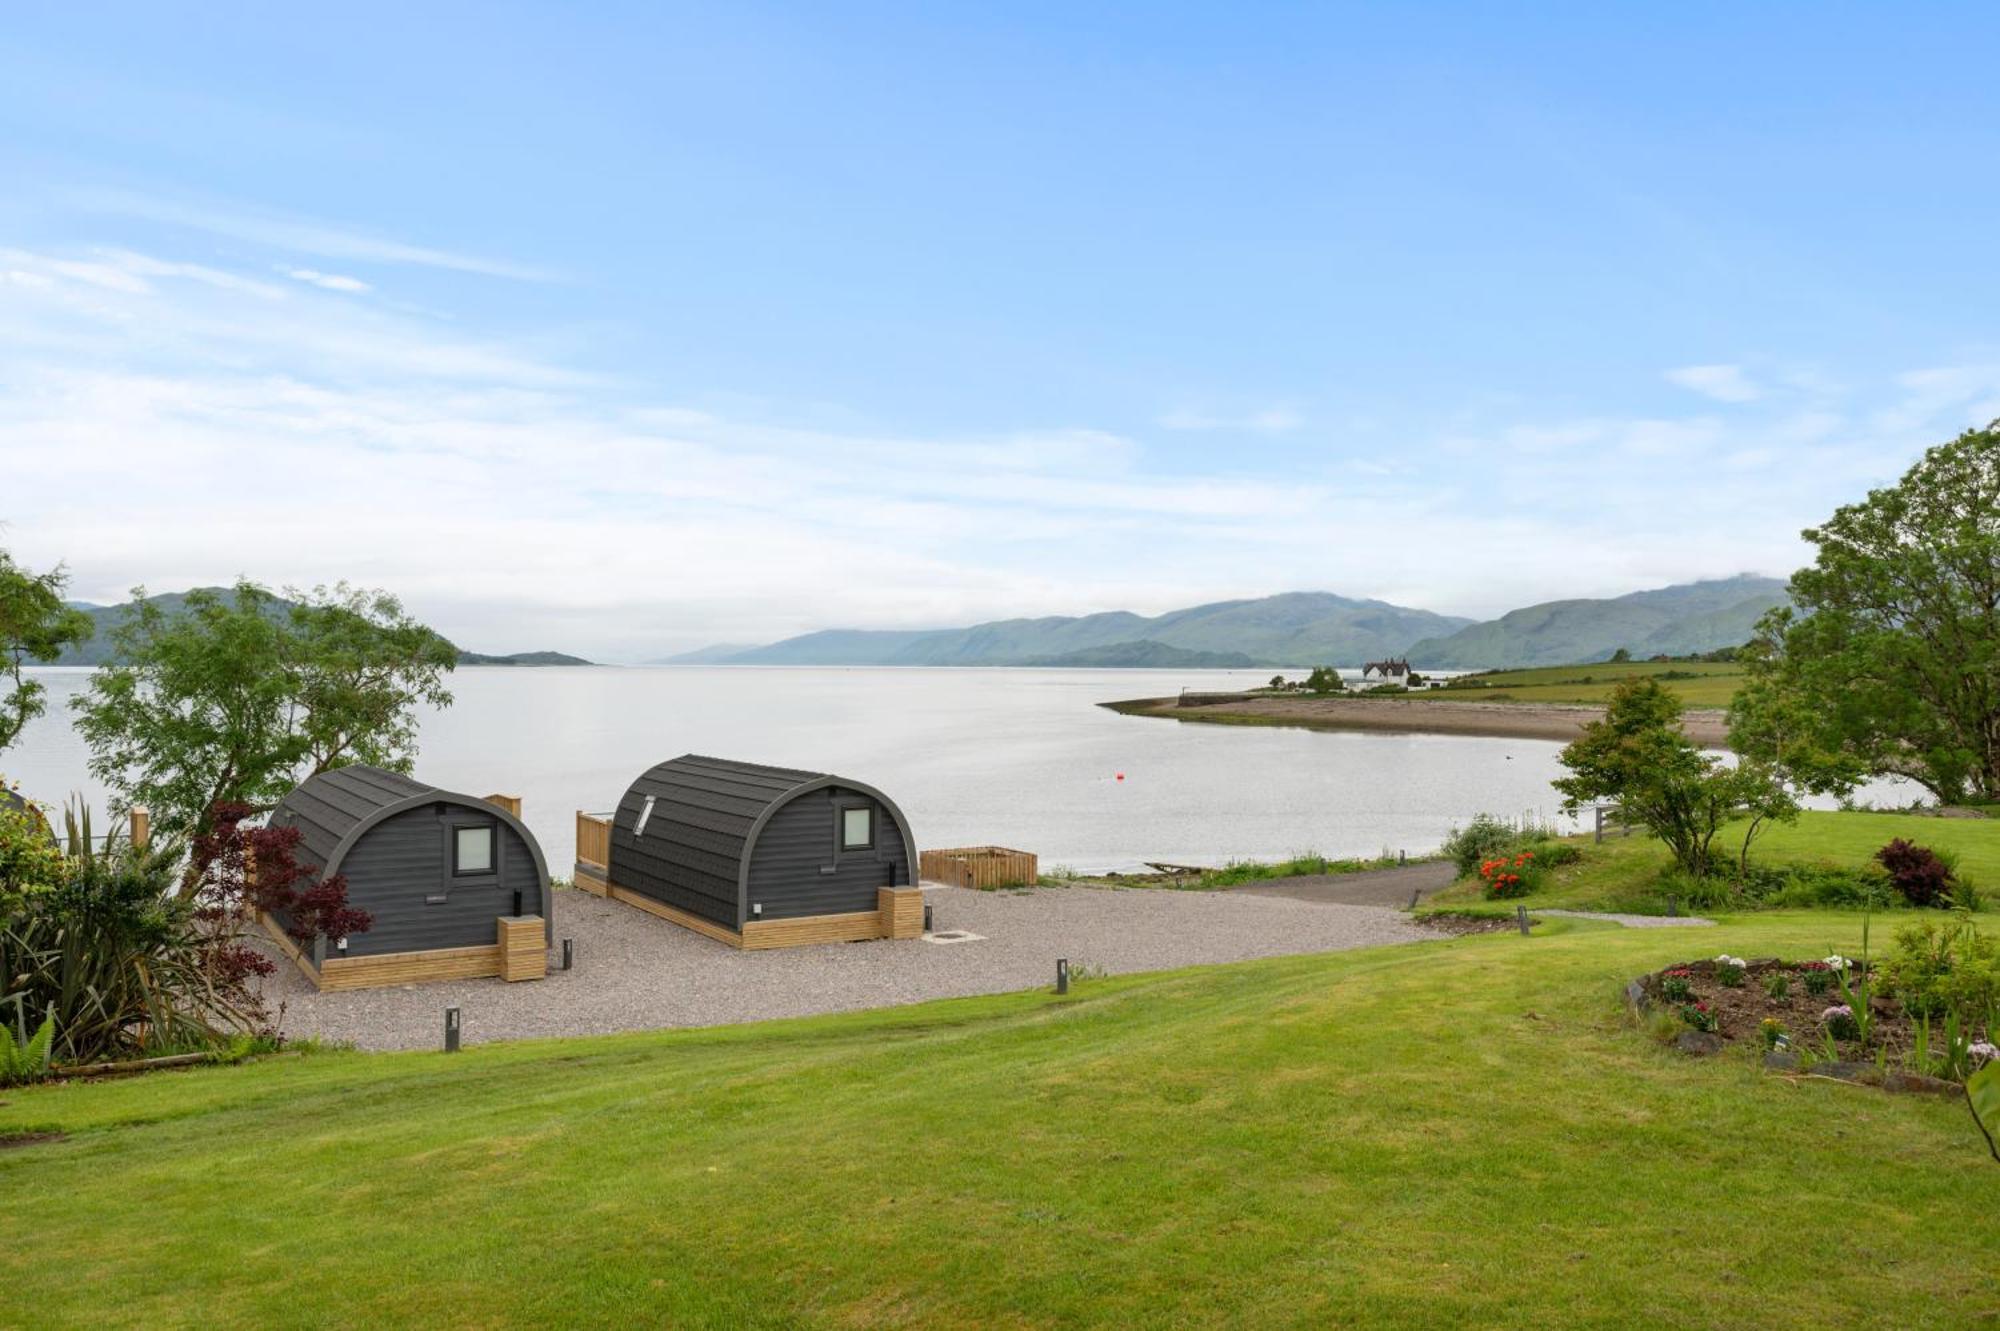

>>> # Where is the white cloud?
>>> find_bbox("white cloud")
[1665,363,1761,403]
[62,185,553,281]
[282,267,371,293]
[0,242,1974,660]
[1158,406,1303,433]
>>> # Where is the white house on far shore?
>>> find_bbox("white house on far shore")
[1361,657,1413,686]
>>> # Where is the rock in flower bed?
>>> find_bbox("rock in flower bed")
[1628,955,1997,1089]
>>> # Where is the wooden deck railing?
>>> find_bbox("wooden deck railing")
[575,810,611,871]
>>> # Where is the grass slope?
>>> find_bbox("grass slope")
[1430,809,2000,915]
[1435,659,1746,708]
[3,911,1995,1327]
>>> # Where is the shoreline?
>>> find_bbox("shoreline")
[1103,694,1732,748]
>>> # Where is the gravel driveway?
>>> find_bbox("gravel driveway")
[253,885,1431,1052]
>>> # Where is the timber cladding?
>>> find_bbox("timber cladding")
[919,846,1039,890]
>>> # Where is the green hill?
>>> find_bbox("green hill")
[50,589,590,667]
[1406,575,1787,668]
[1014,639,1258,668]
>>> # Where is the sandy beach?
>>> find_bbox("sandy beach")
[1106,693,1732,748]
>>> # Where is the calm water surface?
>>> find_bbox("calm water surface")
[10,666,1594,873]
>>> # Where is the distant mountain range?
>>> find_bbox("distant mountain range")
[1403,575,1788,668]
[667,592,1472,669]
[54,591,593,668]
[666,576,1789,670]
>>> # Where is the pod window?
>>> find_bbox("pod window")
[454,825,495,876]
[841,806,874,851]
[634,795,656,839]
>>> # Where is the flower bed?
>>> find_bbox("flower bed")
[1629,955,1996,1087]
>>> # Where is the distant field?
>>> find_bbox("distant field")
[1431,659,1745,708]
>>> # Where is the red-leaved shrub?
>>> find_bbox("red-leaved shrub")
[1874,838,1956,909]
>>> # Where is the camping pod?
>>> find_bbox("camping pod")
[574,754,923,948]
[260,765,550,990]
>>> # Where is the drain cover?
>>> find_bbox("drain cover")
[922,929,985,945]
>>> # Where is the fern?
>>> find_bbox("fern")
[0,1014,56,1085]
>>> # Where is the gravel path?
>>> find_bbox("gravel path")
[1536,908,1716,928]
[253,885,1433,1052]
[1226,860,1458,907]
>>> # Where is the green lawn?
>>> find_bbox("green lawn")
[1429,809,1999,915]
[3,908,1996,1327]
[1433,660,1745,708]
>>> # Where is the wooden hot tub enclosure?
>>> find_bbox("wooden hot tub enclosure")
[574,754,924,949]
[259,765,551,991]
[918,846,1039,890]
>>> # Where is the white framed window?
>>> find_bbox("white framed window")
[841,805,873,851]
[454,824,495,876]
[634,795,656,839]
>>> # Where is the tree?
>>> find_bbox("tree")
[1304,666,1344,694]
[1610,647,1632,663]
[1555,678,1798,877]
[0,550,93,754]
[73,581,456,888]
[1729,422,2000,803]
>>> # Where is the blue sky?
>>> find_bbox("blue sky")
[3,4,1998,659]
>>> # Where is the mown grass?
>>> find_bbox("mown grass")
[1434,660,1745,708]
[3,908,1997,1328]
[1429,809,2000,916]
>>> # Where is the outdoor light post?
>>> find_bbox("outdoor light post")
[561,938,574,970]
[444,1006,462,1053]
[1515,904,1531,937]
[1056,958,1070,995]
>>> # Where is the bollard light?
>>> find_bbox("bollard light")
[1668,895,1679,918]
[1409,888,1421,910]
[1515,904,1531,937]
[561,938,574,971]
[445,1006,462,1053]
[923,902,934,933]
[1056,958,1070,995]
[1398,849,1407,865]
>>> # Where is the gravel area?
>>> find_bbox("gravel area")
[252,885,1433,1052]
[1537,908,1717,928]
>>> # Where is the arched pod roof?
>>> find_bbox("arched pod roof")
[0,787,55,845]
[608,754,919,916]
[268,764,550,889]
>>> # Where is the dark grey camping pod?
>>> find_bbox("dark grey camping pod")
[260,765,551,990]
[582,755,923,948]
[0,787,54,845]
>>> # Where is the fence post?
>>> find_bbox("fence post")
[129,807,150,851]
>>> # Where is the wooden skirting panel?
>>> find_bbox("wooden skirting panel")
[498,915,548,982]
[253,909,320,986]
[573,860,610,896]
[742,909,886,950]
[318,943,504,992]
[879,886,924,939]
[607,883,745,947]
[602,880,927,950]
